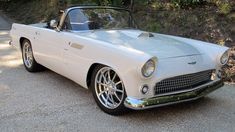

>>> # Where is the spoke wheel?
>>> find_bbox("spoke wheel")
[23,41,33,68]
[21,39,45,72]
[95,67,124,109]
[91,65,127,115]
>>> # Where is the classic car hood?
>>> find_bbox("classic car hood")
[75,29,202,59]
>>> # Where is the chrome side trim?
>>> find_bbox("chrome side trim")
[124,79,224,110]
[70,43,84,50]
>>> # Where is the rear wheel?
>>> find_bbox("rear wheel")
[90,65,128,115]
[22,39,44,72]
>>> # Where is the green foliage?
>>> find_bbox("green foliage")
[171,0,204,8]
[218,3,232,14]
[146,22,162,32]
[207,0,233,14]
[66,0,126,6]
[68,0,97,5]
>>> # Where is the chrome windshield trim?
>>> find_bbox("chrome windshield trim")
[58,6,133,31]
[66,6,129,12]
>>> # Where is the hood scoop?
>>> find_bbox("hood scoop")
[138,32,154,38]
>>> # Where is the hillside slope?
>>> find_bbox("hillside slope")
[1,0,235,81]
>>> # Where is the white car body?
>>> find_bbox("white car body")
[10,6,229,111]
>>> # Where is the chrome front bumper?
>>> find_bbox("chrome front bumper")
[124,79,224,110]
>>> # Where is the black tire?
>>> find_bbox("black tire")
[21,39,45,72]
[90,65,128,115]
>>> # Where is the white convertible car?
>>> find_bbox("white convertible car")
[10,6,229,115]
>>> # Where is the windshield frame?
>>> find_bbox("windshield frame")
[58,6,137,31]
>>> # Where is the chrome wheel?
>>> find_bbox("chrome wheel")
[22,42,33,68]
[95,67,125,109]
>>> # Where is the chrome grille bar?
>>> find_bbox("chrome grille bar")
[155,70,214,95]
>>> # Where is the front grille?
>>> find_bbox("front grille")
[155,70,214,95]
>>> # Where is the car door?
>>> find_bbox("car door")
[33,28,69,76]
[58,9,94,87]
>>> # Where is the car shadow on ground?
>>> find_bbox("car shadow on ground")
[0,54,220,118]
[38,68,219,118]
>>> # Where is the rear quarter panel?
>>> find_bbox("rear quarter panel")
[10,23,38,51]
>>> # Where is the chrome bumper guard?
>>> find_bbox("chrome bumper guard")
[124,80,224,110]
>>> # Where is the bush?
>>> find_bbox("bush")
[218,3,232,14]
[171,0,205,8]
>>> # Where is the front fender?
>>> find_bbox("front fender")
[164,34,229,67]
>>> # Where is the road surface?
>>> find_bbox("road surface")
[0,12,235,132]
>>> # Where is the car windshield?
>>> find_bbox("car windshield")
[66,8,136,31]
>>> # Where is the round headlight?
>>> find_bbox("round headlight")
[220,50,229,65]
[141,59,156,77]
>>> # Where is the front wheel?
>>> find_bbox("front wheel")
[90,65,128,115]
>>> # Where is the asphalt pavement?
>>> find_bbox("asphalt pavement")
[0,12,235,132]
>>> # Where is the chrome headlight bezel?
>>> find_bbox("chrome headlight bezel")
[141,59,156,78]
[220,50,229,65]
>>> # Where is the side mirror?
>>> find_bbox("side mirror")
[50,20,58,28]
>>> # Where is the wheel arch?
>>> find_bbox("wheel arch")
[19,37,29,50]
[86,62,123,89]
[86,63,103,88]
